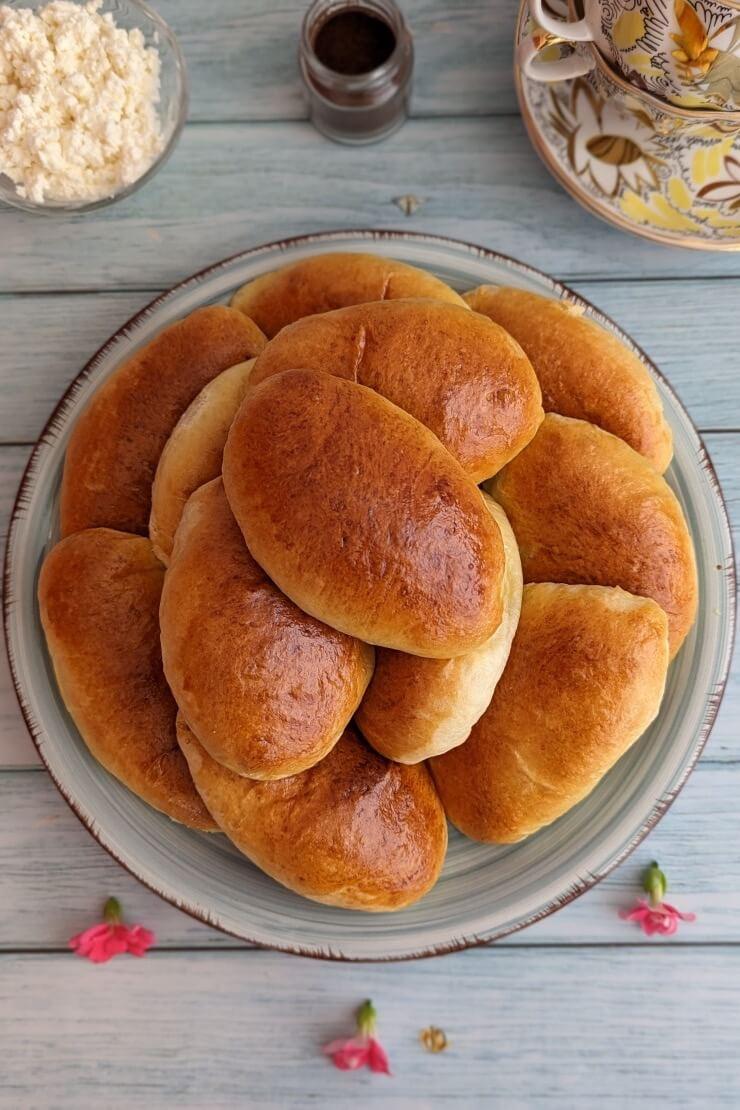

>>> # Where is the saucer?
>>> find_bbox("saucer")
[516,0,740,249]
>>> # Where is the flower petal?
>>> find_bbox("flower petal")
[125,925,155,956]
[336,1047,371,1071]
[323,1036,371,1070]
[697,181,740,203]
[368,1038,392,1075]
[589,157,620,197]
[661,903,697,923]
[725,157,740,182]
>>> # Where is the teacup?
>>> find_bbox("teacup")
[522,0,740,111]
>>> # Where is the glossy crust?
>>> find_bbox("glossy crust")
[160,480,374,780]
[149,359,255,563]
[488,414,697,657]
[177,718,448,911]
[431,583,670,843]
[356,496,523,763]
[223,369,506,658]
[250,299,543,483]
[60,307,266,538]
[230,251,467,337]
[464,285,673,472]
[37,529,217,831]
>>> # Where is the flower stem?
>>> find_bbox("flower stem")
[103,896,122,924]
[357,999,377,1037]
[642,861,667,907]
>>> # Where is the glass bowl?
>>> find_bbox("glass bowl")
[0,0,188,214]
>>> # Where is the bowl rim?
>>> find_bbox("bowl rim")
[3,228,736,960]
[0,0,189,216]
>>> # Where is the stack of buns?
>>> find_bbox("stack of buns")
[39,251,697,913]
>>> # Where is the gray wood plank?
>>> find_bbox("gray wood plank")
[0,294,151,444]
[2,282,739,444]
[0,761,733,950]
[0,447,33,767]
[3,119,740,290]
[1,434,735,768]
[150,0,519,122]
[568,281,740,432]
[1,948,739,1108]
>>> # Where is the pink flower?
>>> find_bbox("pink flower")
[69,897,155,964]
[620,899,696,936]
[620,861,696,938]
[323,1000,391,1075]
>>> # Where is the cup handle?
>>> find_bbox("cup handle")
[528,0,595,42]
[517,28,595,83]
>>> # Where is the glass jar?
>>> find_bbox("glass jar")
[299,0,414,145]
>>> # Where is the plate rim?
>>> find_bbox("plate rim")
[3,227,736,961]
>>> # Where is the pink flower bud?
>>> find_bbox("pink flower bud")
[323,1000,391,1075]
[69,898,155,963]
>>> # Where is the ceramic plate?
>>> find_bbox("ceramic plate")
[4,230,735,960]
[516,1,740,250]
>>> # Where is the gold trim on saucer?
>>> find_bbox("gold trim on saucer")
[515,1,740,250]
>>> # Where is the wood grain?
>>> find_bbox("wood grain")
[149,0,520,122]
[0,1,738,1101]
[3,120,740,293]
[2,282,739,444]
[0,762,733,950]
[1,948,739,1108]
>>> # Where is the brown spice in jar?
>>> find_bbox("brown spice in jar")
[300,0,413,144]
[313,9,397,75]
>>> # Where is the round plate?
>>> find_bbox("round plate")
[515,0,740,251]
[4,230,735,960]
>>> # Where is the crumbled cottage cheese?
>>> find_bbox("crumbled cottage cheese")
[0,0,165,204]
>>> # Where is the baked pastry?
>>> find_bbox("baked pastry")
[37,251,703,915]
[431,583,670,843]
[177,717,448,911]
[356,495,522,763]
[38,529,217,830]
[223,369,506,658]
[160,479,374,779]
[249,298,543,482]
[60,307,266,537]
[464,285,672,472]
[231,251,466,336]
[150,359,255,563]
[488,413,697,656]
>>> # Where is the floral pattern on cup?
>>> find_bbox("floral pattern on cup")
[602,0,740,110]
[530,0,740,109]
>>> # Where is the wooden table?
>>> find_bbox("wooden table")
[1,2,739,1106]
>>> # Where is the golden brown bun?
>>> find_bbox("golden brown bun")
[177,718,448,911]
[160,479,374,780]
[38,529,217,831]
[223,369,505,658]
[149,359,255,563]
[230,251,466,337]
[488,414,697,656]
[249,299,543,482]
[465,285,672,472]
[60,307,266,538]
[431,583,670,843]
[356,496,523,763]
